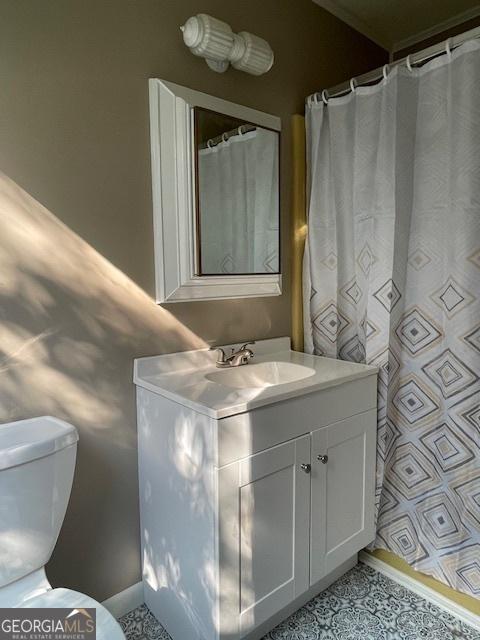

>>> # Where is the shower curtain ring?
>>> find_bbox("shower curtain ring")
[445,38,453,59]
[350,77,357,93]
[321,89,329,105]
[237,125,244,136]
[383,64,390,80]
[406,55,413,72]
[222,132,229,143]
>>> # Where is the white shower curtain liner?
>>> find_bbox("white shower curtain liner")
[304,39,480,598]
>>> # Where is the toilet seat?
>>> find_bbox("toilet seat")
[20,588,125,640]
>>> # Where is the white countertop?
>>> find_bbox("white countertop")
[133,337,378,419]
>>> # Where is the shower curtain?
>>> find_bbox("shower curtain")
[198,128,279,274]
[304,40,480,598]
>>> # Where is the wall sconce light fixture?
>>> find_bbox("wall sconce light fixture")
[180,14,274,76]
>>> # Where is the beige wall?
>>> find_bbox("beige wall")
[0,0,385,601]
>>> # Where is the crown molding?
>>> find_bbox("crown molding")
[312,0,390,49]
[313,0,480,56]
[392,5,480,52]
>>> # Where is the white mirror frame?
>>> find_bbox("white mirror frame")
[149,79,282,303]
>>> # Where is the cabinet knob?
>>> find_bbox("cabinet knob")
[317,454,328,464]
[300,463,311,473]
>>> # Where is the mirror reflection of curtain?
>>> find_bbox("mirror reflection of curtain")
[198,128,279,274]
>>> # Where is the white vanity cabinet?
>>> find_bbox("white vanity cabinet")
[310,412,376,584]
[216,408,376,639]
[217,435,311,638]
[135,342,377,640]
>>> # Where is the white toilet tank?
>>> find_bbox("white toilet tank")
[0,416,78,589]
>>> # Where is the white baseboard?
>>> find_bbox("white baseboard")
[359,551,480,631]
[102,581,144,619]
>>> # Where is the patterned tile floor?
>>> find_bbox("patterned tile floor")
[119,562,480,640]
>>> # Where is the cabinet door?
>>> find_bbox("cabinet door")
[218,435,311,638]
[310,410,376,584]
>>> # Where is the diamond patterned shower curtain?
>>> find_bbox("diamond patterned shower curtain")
[304,41,480,599]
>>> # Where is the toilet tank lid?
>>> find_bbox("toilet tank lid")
[0,416,79,471]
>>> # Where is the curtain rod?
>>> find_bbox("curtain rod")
[307,24,480,103]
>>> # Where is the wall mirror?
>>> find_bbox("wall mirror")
[149,79,281,303]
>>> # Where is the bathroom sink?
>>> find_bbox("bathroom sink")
[134,337,378,418]
[205,361,316,389]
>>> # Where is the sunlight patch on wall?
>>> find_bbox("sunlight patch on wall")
[0,171,206,439]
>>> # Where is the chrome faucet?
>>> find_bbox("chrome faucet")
[210,342,255,368]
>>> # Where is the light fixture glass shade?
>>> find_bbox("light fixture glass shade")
[231,32,274,76]
[181,15,275,76]
[181,14,234,62]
